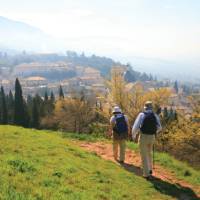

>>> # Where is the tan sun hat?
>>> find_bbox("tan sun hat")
[144,101,153,109]
[112,106,122,114]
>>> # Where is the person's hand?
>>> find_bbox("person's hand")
[133,134,139,143]
[107,129,112,138]
[132,137,137,143]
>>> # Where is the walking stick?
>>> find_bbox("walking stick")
[153,106,162,170]
[153,144,155,170]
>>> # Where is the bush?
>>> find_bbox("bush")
[88,122,109,138]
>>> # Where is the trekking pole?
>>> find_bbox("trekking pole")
[153,106,161,170]
[153,144,155,170]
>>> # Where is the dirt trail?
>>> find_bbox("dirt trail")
[78,141,200,198]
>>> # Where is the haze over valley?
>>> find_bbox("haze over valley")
[0,12,199,81]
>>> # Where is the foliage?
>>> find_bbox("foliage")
[42,97,96,133]
[156,115,200,169]
[103,67,171,125]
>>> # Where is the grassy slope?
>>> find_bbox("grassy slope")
[0,126,198,200]
[64,132,200,187]
[127,143,200,186]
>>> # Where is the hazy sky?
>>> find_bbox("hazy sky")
[1,0,200,63]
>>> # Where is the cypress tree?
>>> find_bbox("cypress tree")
[59,85,64,99]
[163,107,169,123]
[7,90,14,123]
[23,100,30,128]
[169,107,174,121]
[50,91,55,102]
[44,91,48,102]
[1,86,8,124]
[174,110,178,121]
[0,87,2,123]
[31,97,39,128]
[27,95,33,105]
[174,81,179,94]
[14,78,26,126]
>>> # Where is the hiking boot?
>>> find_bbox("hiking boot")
[143,175,153,181]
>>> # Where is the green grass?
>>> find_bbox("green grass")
[127,142,200,187]
[0,125,199,200]
[154,152,200,186]
[60,131,200,187]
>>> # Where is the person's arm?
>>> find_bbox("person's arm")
[132,113,144,140]
[124,115,130,138]
[109,116,115,137]
[155,114,162,133]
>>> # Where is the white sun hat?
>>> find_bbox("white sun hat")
[112,106,122,114]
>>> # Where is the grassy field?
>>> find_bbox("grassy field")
[0,125,199,200]
[63,131,200,187]
[127,143,200,186]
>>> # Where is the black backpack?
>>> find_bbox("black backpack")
[113,115,128,134]
[140,112,158,135]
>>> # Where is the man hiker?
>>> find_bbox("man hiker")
[110,106,129,163]
[132,101,162,179]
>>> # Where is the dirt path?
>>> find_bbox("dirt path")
[78,141,200,199]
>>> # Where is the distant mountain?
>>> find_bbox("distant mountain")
[0,16,61,52]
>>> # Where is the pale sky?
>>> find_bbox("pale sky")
[0,0,200,63]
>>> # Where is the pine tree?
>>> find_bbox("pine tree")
[174,81,179,94]
[31,97,39,128]
[35,94,45,117]
[27,95,33,106]
[44,91,48,102]
[7,90,14,123]
[1,86,8,124]
[174,110,178,121]
[50,91,55,102]
[169,107,174,120]
[163,107,169,122]
[0,88,2,123]
[59,85,64,99]
[14,78,26,126]
[23,100,30,128]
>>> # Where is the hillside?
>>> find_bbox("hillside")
[0,126,199,200]
[0,16,58,51]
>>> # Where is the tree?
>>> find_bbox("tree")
[23,100,30,127]
[174,81,179,93]
[44,91,48,102]
[59,85,64,99]
[31,97,40,128]
[14,78,26,126]
[0,86,8,124]
[7,90,14,123]
[163,107,169,122]
[140,73,149,81]
[53,96,95,133]
[108,67,127,110]
[50,91,55,102]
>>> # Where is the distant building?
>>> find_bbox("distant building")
[23,76,47,87]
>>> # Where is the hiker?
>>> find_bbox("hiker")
[110,106,129,163]
[132,101,162,179]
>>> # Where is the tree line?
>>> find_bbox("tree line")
[0,71,199,169]
[0,78,55,128]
